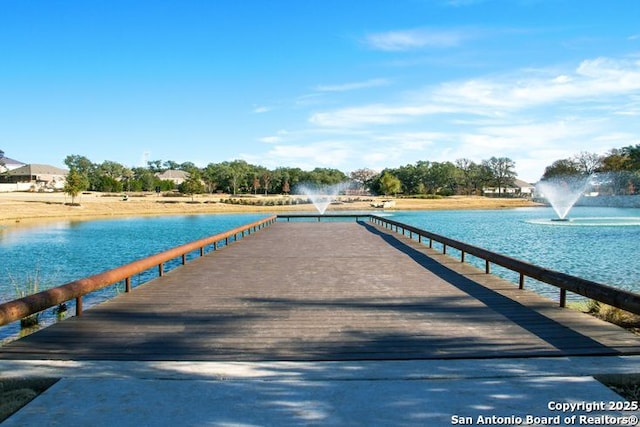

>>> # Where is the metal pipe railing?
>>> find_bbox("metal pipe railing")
[0,215,277,326]
[369,214,640,314]
[277,214,371,222]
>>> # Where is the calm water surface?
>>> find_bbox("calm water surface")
[1,207,639,341]
[389,206,640,296]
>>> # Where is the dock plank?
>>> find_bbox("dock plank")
[2,220,640,361]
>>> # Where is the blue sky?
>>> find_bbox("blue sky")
[1,0,639,182]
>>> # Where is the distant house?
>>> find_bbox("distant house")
[155,170,190,186]
[483,179,535,197]
[1,164,68,191]
[0,149,26,172]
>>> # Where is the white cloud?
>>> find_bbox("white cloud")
[252,106,271,113]
[259,136,281,143]
[244,141,353,170]
[259,54,640,181]
[435,57,640,110]
[309,104,461,127]
[364,28,468,51]
[315,78,390,92]
[259,129,289,144]
[308,55,640,129]
[373,132,442,150]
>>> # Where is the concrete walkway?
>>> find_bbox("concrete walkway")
[2,356,640,426]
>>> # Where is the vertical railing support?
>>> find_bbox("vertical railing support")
[485,260,491,274]
[125,277,131,293]
[560,289,567,308]
[159,263,164,277]
[76,296,83,316]
[519,273,525,289]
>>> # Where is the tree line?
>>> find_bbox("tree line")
[540,144,640,195]
[62,155,350,199]
[61,143,640,200]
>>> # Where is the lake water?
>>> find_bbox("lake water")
[1,206,639,341]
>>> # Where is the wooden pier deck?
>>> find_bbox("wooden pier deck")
[2,220,640,361]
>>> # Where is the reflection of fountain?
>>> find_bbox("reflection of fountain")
[535,175,591,220]
[295,182,351,215]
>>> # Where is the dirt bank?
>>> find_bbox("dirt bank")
[0,192,542,227]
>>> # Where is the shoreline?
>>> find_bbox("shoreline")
[0,191,542,228]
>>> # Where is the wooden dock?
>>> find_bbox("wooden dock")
[2,220,640,361]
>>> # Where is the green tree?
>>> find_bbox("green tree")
[64,155,96,190]
[349,168,378,193]
[225,160,250,195]
[202,163,227,193]
[572,151,602,175]
[96,176,123,192]
[621,144,640,171]
[379,171,401,196]
[147,160,163,173]
[261,169,272,195]
[179,162,198,173]
[455,158,478,195]
[483,157,517,196]
[63,168,89,204]
[163,160,180,170]
[541,159,581,180]
[178,172,205,201]
[601,149,630,172]
[131,167,156,192]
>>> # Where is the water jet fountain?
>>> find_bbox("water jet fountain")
[535,175,591,221]
[295,182,352,215]
[530,174,640,226]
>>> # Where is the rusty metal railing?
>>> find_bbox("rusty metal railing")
[369,215,640,315]
[0,215,277,327]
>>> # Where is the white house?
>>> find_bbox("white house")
[483,179,535,197]
[155,170,190,186]
[0,149,26,172]
[1,164,68,191]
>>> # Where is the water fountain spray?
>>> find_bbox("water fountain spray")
[294,182,352,215]
[535,175,592,220]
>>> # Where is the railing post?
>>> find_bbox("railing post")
[560,289,567,308]
[519,273,525,289]
[485,260,491,274]
[443,244,447,255]
[159,263,164,277]
[125,277,131,292]
[76,296,83,316]
[461,251,465,263]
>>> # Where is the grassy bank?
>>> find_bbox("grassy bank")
[0,192,541,227]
